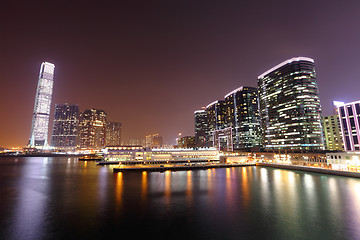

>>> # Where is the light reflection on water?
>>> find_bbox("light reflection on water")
[0,157,360,239]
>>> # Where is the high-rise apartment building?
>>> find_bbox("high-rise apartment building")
[224,86,261,150]
[257,57,324,150]
[29,62,55,147]
[206,100,226,146]
[106,122,122,146]
[336,100,360,151]
[145,134,163,148]
[194,109,208,147]
[77,109,107,149]
[51,104,79,150]
[322,115,344,151]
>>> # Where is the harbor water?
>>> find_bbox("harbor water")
[0,157,359,240]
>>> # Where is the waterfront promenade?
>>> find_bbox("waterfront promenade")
[110,160,360,177]
[257,162,360,179]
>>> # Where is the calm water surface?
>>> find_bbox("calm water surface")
[0,157,360,240]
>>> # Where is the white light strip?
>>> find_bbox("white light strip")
[224,86,244,99]
[194,109,206,114]
[258,57,314,79]
[337,100,360,107]
[44,62,55,67]
[206,100,219,109]
[333,101,345,107]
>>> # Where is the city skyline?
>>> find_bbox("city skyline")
[1,1,360,147]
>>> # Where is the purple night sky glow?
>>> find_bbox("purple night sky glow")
[1,0,360,147]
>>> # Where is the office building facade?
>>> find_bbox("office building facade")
[336,100,360,151]
[194,110,208,147]
[206,100,226,147]
[29,62,55,147]
[322,115,344,151]
[77,109,107,149]
[51,104,79,150]
[257,57,324,150]
[224,86,261,150]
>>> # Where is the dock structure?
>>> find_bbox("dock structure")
[103,146,220,162]
[113,163,255,172]
[97,159,219,165]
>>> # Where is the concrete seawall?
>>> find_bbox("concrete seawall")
[256,163,360,179]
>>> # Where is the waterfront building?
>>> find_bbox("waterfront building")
[336,100,360,151]
[77,109,107,149]
[145,134,163,148]
[177,136,196,148]
[224,86,261,150]
[29,62,55,148]
[326,152,360,171]
[106,122,122,146]
[206,100,226,147]
[51,104,79,150]
[103,146,219,162]
[194,109,208,147]
[104,145,145,161]
[251,151,327,167]
[257,57,324,150]
[322,115,344,151]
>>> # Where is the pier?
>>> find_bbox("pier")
[113,163,255,172]
[98,159,219,165]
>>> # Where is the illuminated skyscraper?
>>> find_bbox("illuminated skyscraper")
[206,100,227,148]
[106,122,122,146]
[194,109,208,147]
[257,57,324,150]
[78,109,107,149]
[29,62,55,148]
[224,86,261,150]
[51,104,79,150]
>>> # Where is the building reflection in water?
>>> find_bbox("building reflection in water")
[225,168,234,212]
[110,165,360,240]
[347,179,360,231]
[186,170,193,204]
[164,170,171,202]
[98,166,108,206]
[2,159,360,239]
[114,172,123,212]
[8,158,48,240]
[241,167,250,209]
[141,171,148,202]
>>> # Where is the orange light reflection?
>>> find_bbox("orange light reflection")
[115,172,123,212]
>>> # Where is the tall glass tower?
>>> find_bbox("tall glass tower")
[257,57,324,150]
[224,86,262,150]
[29,62,55,148]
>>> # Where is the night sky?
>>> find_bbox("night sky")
[1,0,360,147]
